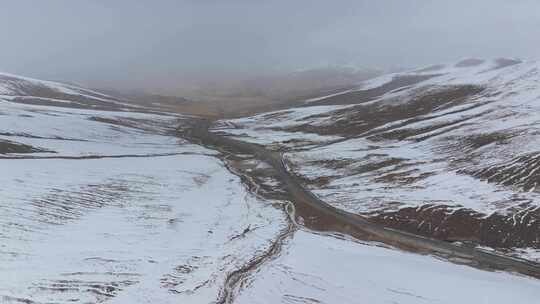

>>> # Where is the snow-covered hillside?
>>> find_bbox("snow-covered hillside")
[0,72,144,111]
[214,58,540,260]
[3,67,540,303]
[0,74,289,303]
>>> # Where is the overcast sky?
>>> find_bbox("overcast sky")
[1,0,539,91]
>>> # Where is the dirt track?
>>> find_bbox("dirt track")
[180,118,540,280]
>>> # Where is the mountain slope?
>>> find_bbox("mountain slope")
[213,58,540,258]
[0,73,289,303]
[0,72,145,111]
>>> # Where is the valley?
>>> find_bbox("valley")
[3,59,540,303]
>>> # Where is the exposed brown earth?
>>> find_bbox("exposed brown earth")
[284,85,485,137]
[493,58,522,70]
[307,74,437,106]
[6,96,126,112]
[465,152,540,192]
[102,67,381,118]
[370,205,540,249]
[120,86,363,119]
[455,58,485,68]
[0,139,51,154]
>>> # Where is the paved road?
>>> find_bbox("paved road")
[181,118,540,279]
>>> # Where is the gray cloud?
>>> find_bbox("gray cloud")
[1,0,539,92]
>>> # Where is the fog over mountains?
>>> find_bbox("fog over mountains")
[1,1,540,94]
